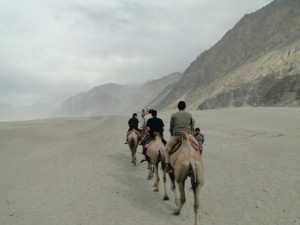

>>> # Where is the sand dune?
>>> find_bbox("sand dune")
[0,107,299,225]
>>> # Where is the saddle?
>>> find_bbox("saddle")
[141,133,164,149]
[169,137,202,154]
[144,138,154,149]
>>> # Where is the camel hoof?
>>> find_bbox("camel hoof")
[163,196,169,201]
[173,210,180,216]
[154,188,158,192]
[147,176,152,180]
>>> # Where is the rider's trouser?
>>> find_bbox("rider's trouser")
[163,136,179,164]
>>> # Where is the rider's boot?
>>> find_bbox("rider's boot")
[140,147,147,163]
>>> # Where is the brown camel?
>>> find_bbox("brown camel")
[167,132,204,225]
[126,129,140,166]
[144,132,169,200]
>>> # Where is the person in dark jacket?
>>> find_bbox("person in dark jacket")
[146,110,166,143]
[125,113,140,144]
[140,110,166,162]
[128,113,139,131]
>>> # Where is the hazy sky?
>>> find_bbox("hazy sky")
[0,0,273,107]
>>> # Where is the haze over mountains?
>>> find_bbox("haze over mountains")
[0,102,57,122]
[55,0,300,117]
[1,0,299,121]
[55,72,182,117]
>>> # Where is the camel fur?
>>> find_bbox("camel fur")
[145,132,169,200]
[126,129,140,166]
[167,132,204,225]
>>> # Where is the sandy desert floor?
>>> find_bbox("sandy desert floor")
[0,107,299,225]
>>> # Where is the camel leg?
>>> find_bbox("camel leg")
[191,166,203,225]
[130,149,134,163]
[168,172,179,205]
[134,146,138,166]
[174,181,186,215]
[127,136,138,166]
[192,184,200,225]
[162,172,169,200]
[131,148,137,166]
[147,163,153,180]
[153,164,159,192]
[160,154,169,200]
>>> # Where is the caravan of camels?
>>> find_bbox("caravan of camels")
[125,103,204,225]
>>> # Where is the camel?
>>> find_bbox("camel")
[167,132,204,225]
[144,132,169,200]
[126,129,140,166]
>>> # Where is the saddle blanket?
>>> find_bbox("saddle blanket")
[170,138,202,154]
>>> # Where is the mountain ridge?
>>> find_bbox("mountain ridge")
[55,0,300,117]
[153,0,300,110]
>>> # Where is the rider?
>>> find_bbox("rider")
[139,108,153,161]
[125,113,140,144]
[146,110,166,145]
[140,108,152,132]
[140,109,166,162]
[194,127,205,154]
[139,108,153,143]
[163,101,196,173]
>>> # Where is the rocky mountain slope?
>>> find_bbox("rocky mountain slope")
[154,0,300,110]
[56,0,300,117]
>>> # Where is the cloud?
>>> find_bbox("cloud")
[0,0,273,107]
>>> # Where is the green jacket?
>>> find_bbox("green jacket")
[169,111,195,136]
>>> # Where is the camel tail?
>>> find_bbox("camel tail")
[182,132,202,187]
[129,137,135,148]
[190,159,197,184]
[158,148,165,170]
[190,157,204,188]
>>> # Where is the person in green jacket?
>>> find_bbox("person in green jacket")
[163,101,196,173]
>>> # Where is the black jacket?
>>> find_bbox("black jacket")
[146,117,164,137]
[128,117,139,130]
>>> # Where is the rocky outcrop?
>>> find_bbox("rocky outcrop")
[56,0,300,117]
[198,73,300,109]
[152,0,300,110]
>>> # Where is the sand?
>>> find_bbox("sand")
[0,107,299,225]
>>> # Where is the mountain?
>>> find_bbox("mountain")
[54,72,182,116]
[153,0,300,110]
[56,0,300,117]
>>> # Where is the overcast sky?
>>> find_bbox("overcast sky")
[0,0,273,107]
